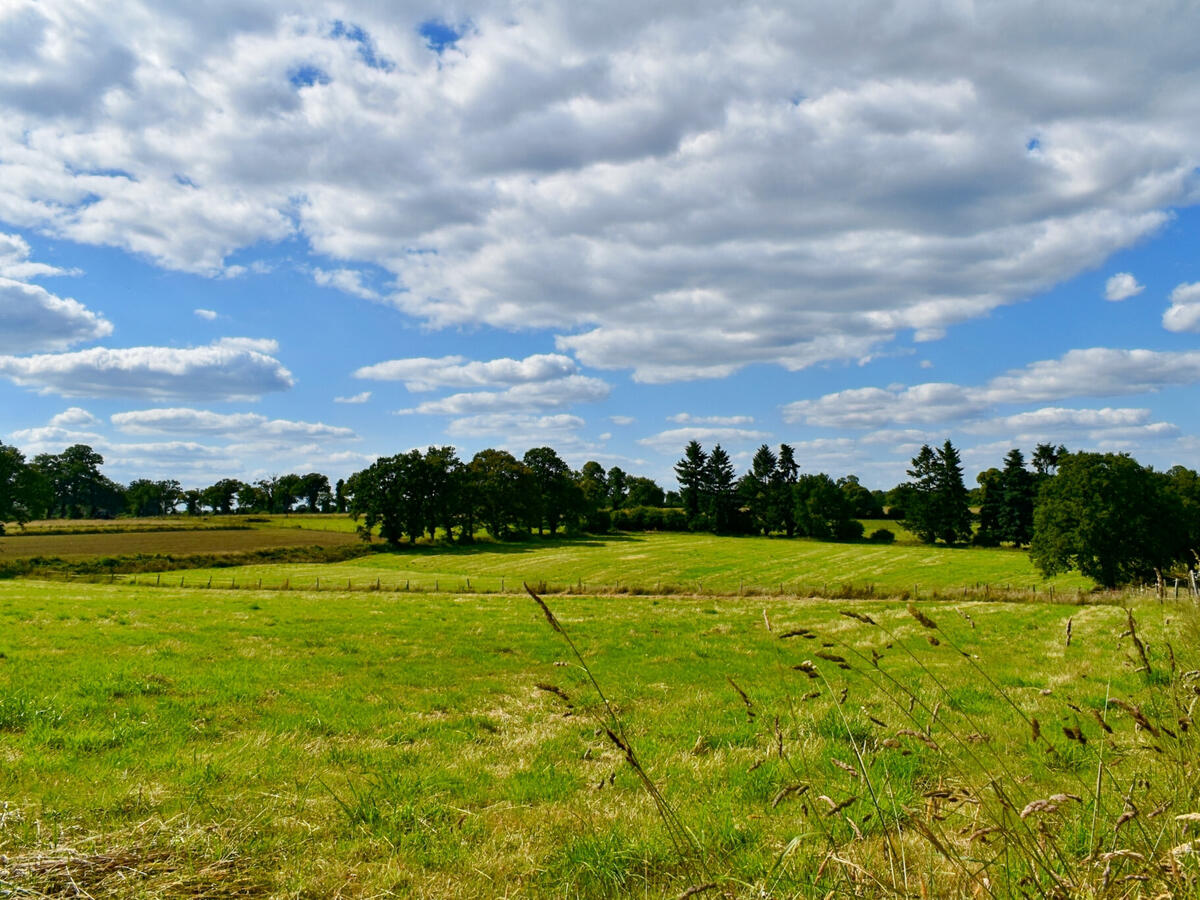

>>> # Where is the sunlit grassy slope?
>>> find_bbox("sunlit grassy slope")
[160,529,1092,595]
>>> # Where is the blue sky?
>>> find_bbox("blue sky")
[2,2,1200,490]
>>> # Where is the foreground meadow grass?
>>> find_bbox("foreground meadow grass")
[1,576,1195,897]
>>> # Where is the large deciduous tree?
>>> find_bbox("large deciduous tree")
[1032,442,1068,476]
[794,473,863,541]
[838,474,882,518]
[32,444,123,518]
[202,478,244,515]
[625,476,664,508]
[578,461,608,512]
[0,441,34,532]
[523,447,580,536]
[1030,452,1184,588]
[297,473,331,512]
[606,466,628,510]
[127,479,182,517]
[468,449,532,539]
[1164,465,1200,569]
[423,446,464,541]
[347,452,425,545]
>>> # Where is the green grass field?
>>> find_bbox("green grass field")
[0,578,1194,897]
[151,530,1094,597]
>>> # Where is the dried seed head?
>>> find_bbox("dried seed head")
[793,660,820,679]
[535,682,572,706]
[780,628,816,639]
[907,603,939,630]
[1020,799,1062,818]
[839,609,876,625]
[831,758,859,778]
[526,583,563,634]
[726,676,755,721]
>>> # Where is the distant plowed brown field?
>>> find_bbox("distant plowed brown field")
[0,526,360,560]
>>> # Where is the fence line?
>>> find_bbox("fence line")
[42,570,1200,604]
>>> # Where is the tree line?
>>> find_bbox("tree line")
[0,442,347,526]
[874,439,1200,588]
[2,437,1197,587]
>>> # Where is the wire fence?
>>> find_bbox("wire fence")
[39,570,1200,604]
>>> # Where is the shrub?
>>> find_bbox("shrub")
[609,506,692,532]
[584,509,611,534]
[834,519,865,541]
[868,527,895,544]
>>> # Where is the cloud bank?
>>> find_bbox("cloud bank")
[3,3,1200,381]
[0,337,294,400]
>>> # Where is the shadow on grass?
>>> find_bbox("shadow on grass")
[365,531,645,560]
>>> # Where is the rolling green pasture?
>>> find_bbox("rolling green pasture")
[158,530,1093,596]
[0,579,1194,897]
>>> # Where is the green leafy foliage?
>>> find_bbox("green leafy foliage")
[1030,451,1187,587]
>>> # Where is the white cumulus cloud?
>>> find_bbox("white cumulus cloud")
[1163,282,1200,333]
[48,406,101,428]
[313,267,381,301]
[0,232,77,279]
[0,338,294,400]
[784,347,1200,428]
[398,374,610,415]
[356,353,578,391]
[637,425,771,454]
[668,412,755,425]
[1104,272,1143,301]
[110,407,356,439]
[0,276,112,352]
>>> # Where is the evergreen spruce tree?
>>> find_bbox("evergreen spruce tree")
[902,444,940,543]
[775,443,799,537]
[997,448,1035,546]
[741,444,778,535]
[674,441,708,525]
[933,440,972,544]
[903,440,971,544]
[974,468,1002,546]
[705,444,738,534]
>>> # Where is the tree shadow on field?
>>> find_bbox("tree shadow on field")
[371,531,645,560]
